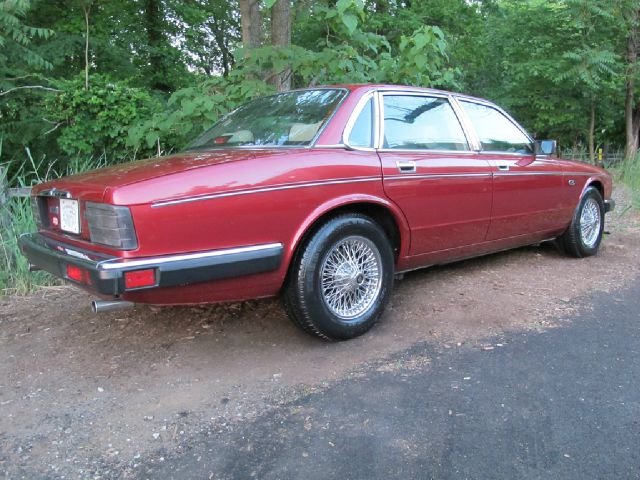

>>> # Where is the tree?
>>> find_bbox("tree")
[624,5,640,160]
[239,0,262,48]
[269,0,291,90]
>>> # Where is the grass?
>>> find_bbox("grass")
[0,149,108,295]
[617,153,640,209]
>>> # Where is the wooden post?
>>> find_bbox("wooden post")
[0,164,8,231]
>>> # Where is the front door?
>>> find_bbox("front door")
[378,93,494,256]
[457,99,566,240]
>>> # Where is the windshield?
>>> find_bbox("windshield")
[185,89,347,150]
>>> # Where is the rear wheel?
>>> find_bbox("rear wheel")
[557,186,604,258]
[283,214,394,340]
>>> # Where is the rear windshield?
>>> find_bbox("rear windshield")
[185,89,346,150]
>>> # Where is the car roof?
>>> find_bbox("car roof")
[309,83,490,104]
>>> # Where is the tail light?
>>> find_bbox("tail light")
[84,202,138,250]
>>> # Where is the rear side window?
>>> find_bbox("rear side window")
[459,100,533,154]
[347,98,373,148]
[382,95,469,151]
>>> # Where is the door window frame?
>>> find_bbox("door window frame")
[452,96,535,156]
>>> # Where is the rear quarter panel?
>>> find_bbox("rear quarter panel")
[113,148,405,303]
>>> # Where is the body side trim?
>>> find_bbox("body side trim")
[151,176,381,208]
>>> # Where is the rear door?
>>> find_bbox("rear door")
[456,99,566,240]
[377,92,493,255]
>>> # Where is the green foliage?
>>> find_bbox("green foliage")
[619,152,640,209]
[467,0,623,148]
[45,74,160,159]
[128,75,274,153]
[126,2,457,153]
[3,0,636,165]
[0,0,53,71]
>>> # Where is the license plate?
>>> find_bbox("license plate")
[59,199,80,234]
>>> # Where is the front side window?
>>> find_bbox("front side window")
[459,100,533,154]
[382,95,469,151]
[186,89,346,150]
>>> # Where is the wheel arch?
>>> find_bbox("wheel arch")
[285,196,410,277]
[585,179,604,198]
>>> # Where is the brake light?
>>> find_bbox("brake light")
[66,264,89,283]
[124,269,156,289]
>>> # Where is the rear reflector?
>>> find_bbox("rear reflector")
[66,264,89,283]
[124,269,156,289]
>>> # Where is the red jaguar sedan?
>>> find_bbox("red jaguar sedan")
[20,84,614,340]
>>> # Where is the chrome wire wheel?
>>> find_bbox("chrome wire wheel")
[320,235,383,320]
[579,197,601,248]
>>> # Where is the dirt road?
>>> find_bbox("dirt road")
[1,189,639,479]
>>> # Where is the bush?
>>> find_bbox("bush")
[45,74,160,160]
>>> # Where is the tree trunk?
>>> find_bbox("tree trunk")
[270,0,291,91]
[239,0,263,49]
[83,4,91,90]
[625,8,640,161]
[144,0,171,91]
[588,102,595,164]
[211,25,233,76]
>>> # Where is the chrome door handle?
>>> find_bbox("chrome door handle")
[497,163,510,171]
[396,160,416,173]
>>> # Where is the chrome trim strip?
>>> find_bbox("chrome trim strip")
[455,96,535,145]
[385,173,492,181]
[38,189,71,199]
[97,243,283,270]
[494,171,561,177]
[151,176,381,208]
[314,144,348,149]
[449,95,481,151]
[376,148,477,155]
[343,91,377,150]
[494,171,592,177]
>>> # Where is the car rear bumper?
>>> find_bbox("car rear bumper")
[604,199,615,213]
[19,233,283,296]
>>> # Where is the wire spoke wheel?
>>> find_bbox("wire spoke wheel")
[320,235,383,320]
[579,197,601,248]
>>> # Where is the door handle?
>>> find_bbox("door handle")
[496,162,510,171]
[396,160,416,173]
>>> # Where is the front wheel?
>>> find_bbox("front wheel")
[283,214,395,340]
[557,186,605,258]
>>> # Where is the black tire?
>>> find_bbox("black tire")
[283,214,395,341]
[557,186,605,258]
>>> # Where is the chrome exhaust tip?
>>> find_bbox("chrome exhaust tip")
[91,300,135,314]
[28,263,41,272]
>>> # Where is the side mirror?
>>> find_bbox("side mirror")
[534,140,557,156]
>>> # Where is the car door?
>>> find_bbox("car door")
[377,92,493,256]
[456,99,566,241]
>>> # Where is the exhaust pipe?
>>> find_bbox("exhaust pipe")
[28,263,41,272]
[91,300,135,314]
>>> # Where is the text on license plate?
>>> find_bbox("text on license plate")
[59,199,80,234]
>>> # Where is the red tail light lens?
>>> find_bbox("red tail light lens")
[66,264,89,283]
[124,269,156,289]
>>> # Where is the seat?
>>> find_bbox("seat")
[288,122,322,143]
